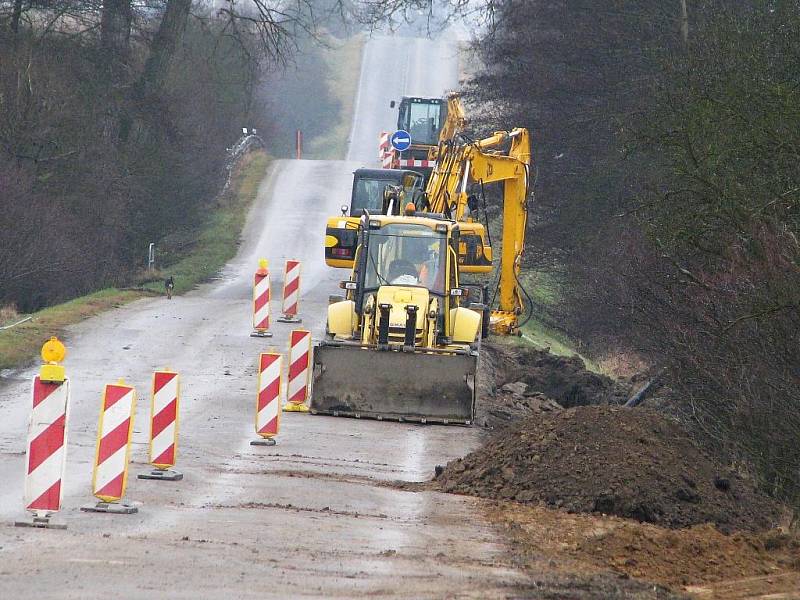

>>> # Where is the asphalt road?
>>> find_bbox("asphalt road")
[0,35,528,599]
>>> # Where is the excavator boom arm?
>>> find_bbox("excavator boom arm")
[423,128,532,334]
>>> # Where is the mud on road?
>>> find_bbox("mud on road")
[435,341,800,597]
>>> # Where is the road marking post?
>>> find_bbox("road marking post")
[252,353,281,446]
[139,370,182,481]
[277,259,302,323]
[251,258,273,338]
[283,330,311,413]
[16,357,72,529]
[16,337,70,529]
[82,380,138,514]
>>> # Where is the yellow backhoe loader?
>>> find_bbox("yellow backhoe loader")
[312,214,481,424]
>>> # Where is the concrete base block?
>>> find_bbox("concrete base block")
[250,331,273,338]
[250,437,277,446]
[138,469,183,481]
[277,315,302,323]
[283,403,310,413]
[14,515,67,530]
[81,501,138,514]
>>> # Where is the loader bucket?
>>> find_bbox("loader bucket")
[310,342,477,424]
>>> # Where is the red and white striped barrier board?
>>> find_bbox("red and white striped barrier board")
[252,260,273,337]
[378,131,390,157]
[149,370,179,469]
[254,353,281,440]
[23,377,70,516]
[399,159,436,169]
[379,131,395,168]
[91,382,137,503]
[284,329,311,412]
[278,259,302,323]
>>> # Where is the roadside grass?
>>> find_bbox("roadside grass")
[0,289,149,371]
[476,211,603,370]
[139,150,270,295]
[518,271,602,372]
[481,264,603,373]
[305,34,365,160]
[0,150,270,372]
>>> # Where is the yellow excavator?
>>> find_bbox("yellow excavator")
[424,128,532,335]
[314,128,531,423]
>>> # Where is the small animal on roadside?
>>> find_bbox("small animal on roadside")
[165,276,175,300]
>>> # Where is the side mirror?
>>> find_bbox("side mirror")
[390,100,396,108]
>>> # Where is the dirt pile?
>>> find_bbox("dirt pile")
[437,405,782,531]
[495,502,800,592]
[477,343,630,429]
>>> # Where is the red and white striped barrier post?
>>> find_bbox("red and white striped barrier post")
[139,370,182,481]
[277,259,302,323]
[283,329,311,413]
[252,353,281,446]
[379,131,395,169]
[82,380,138,514]
[251,258,273,338]
[16,337,69,529]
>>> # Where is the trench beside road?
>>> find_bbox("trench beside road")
[0,36,531,597]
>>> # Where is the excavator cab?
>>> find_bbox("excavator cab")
[325,169,424,269]
[311,215,481,424]
[396,97,447,148]
[349,168,424,217]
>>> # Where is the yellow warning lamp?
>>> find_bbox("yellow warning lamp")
[256,258,269,276]
[40,336,66,383]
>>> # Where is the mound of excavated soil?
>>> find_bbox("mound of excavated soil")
[476,343,631,429]
[436,405,781,531]
[483,343,630,408]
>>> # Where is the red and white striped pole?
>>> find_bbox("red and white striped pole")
[284,329,311,413]
[251,258,273,338]
[379,131,395,169]
[252,353,281,445]
[277,259,302,323]
[139,370,182,481]
[17,376,70,529]
[82,380,138,514]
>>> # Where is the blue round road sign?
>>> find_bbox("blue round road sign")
[390,130,412,152]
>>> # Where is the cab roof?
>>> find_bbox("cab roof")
[353,168,422,181]
[368,214,457,232]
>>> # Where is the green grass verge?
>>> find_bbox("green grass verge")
[0,289,149,371]
[140,150,270,294]
[516,270,602,372]
[0,150,270,372]
[305,35,365,160]
[474,259,602,372]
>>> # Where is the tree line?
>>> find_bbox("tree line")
[0,0,476,312]
[466,0,800,510]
